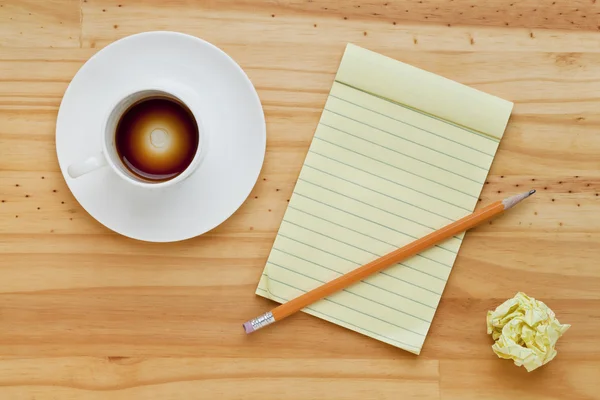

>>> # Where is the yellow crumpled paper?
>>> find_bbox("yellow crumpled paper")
[486,292,570,372]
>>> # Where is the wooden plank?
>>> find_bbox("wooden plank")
[0,0,81,47]
[80,2,600,52]
[0,357,439,400]
[171,0,600,32]
[440,360,600,399]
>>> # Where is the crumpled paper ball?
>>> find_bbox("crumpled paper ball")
[486,292,570,372]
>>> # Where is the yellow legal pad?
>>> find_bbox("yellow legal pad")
[255,43,513,354]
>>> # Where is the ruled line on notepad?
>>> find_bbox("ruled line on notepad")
[271,247,438,309]
[295,181,459,254]
[314,136,479,200]
[378,272,443,295]
[328,93,496,157]
[256,287,421,350]
[319,119,485,184]
[320,113,488,176]
[287,205,452,269]
[277,233,445,296]
[267,261,432,326]
[282,220,447,282]
[301,164,463,241]
[333,80,500,143]
[297,176,458,241]
[309,149,472,212]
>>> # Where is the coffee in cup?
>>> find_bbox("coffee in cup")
[67,84,207,189]
[115,96,199,182]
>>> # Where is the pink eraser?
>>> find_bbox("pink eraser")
[243,321,254,334]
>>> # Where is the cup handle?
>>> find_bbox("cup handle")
[67,152,108,179]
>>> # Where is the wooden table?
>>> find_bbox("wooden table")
[1,1,600,399]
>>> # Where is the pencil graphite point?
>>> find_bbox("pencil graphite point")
[502,189,536,210]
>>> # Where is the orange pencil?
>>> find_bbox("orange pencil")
[243,190,535,334]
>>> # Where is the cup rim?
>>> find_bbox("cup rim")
[101,84,206,189]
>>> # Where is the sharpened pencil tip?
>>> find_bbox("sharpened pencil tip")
[502,190,536,209]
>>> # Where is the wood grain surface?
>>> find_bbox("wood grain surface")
[1,1,600,399]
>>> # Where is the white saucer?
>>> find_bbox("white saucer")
[56,32,266,242]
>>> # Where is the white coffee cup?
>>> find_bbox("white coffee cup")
[67,82,208,189]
